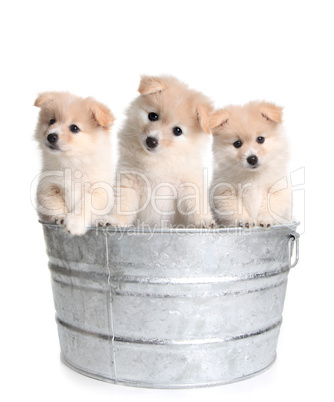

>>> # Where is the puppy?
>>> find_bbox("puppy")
[210,101,292,228]
[34,92,115,235]
[110,75,214,228]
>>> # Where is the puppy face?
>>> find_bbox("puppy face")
[34,92,114,157]
[124,76,213,156]
[210,101,284,172]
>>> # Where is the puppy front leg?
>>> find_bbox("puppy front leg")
[63,194,89,235]
[100,171,145,227]
[213,200,254,228]
[258,188,292,228]
[36,183,67,224]
[178,181,215,228]
[62,184,114,235]
[191,211,216,229]
[88,186,115,228]
[108,186,140,226]
[210,185,255,228]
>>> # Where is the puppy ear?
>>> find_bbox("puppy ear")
[209,109,230,134]
[196,103,214,134]
[34,92,55,107]
[138,75,168,95]
[259,102,283,123]
[89,99,115,129]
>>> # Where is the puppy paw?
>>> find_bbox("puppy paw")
[96,214,122,228]
[54,215,66,226]
[237,218,256,229]
[63,214,88,236]
[96,220,113,228]
[96,218,116,228]
[258,217,276,229]
[201,219,218,229]
[189,214,217,229]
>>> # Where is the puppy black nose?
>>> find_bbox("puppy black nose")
[146,136,158,149]
[247,155,258,166]
[47,133,58,144]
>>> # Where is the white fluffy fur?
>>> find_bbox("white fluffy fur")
[210,101,292,228]
[35,92,115,235]
[109,75,214,228]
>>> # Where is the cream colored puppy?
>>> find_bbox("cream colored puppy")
[34,92,115,235]
[110,75,214,228]
[210,101,292,228]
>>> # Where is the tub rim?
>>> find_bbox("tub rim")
[39,220,299,235]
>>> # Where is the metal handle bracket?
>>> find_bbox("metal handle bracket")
[288,232,300,269]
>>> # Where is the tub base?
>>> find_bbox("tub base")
[61,353,277,389]
[57,317,281,388]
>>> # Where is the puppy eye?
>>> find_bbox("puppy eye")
[69,124,80,133]
[173,127,183,136]
[49,119,56,125]
[233,140,242,148]
[256,136,265,144]
[148,112,159,121]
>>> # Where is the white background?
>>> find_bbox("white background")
[1,0,333,401]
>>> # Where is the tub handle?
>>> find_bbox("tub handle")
[288,232,300,268]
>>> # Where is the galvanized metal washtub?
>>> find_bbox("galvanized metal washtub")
[41,222,299,388]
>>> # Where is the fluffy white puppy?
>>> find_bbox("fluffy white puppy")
[34,92,115,235]
[110,75,214,228]
[210,101,292,228]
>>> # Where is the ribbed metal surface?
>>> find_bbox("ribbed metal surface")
[42,223,299,388]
